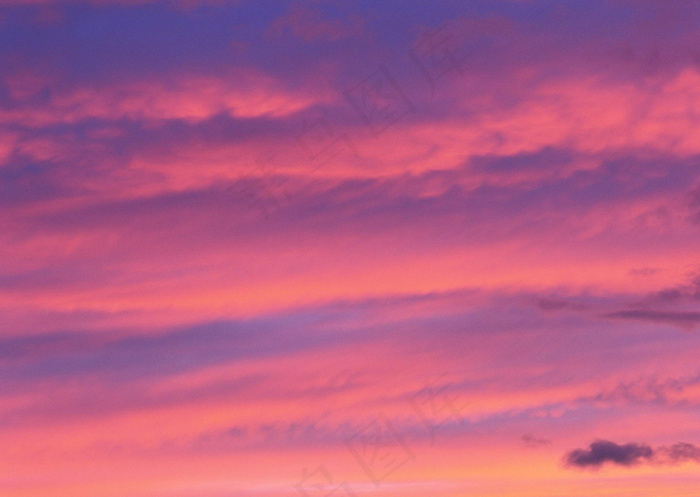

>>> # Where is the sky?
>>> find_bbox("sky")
[1,0,700,496]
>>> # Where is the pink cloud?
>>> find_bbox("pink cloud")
[1,71,326,127]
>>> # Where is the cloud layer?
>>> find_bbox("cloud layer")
[2,1,700,496]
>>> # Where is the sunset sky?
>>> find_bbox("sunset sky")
[2,1,700,496]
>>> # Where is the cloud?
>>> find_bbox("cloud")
[521,434,551,448]
[629,267,661,277]
[691,188,700,223]
[600,275,700,330]
[0,72,322,127]
[604,309,700,329]
[565,440,700,469]
[269,2,364,42]
[647,276,700,303]
[535,298,587,312]
[564,440,655,468]
[658,442,700,463]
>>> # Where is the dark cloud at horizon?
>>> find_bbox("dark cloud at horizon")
[565,440,700,469]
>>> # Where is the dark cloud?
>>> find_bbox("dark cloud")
[658,442,700,463]
[565,440,700,469]
[535,298,587,312]
[565,440,654,468]
[629,267,660,276]
[521,434,551,448]
[604,309,700,329]
[603,276,700,330]
[690,187,700,224]
[470,147,575,175]
[648,277,700,304]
